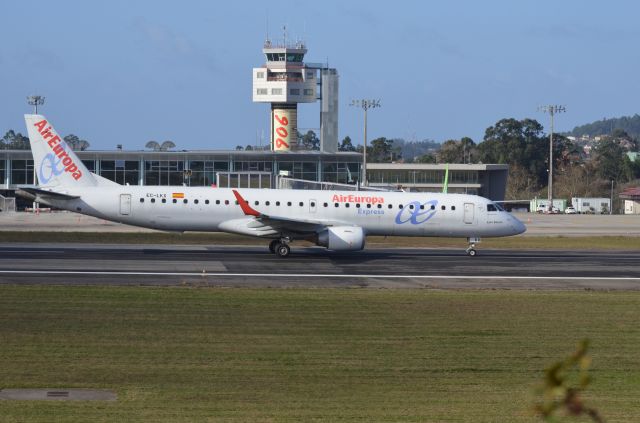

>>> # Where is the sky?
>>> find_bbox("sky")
[1,0,639,150]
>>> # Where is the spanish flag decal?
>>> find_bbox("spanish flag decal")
[172,192,184,199]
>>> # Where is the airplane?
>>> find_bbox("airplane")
[18,114,526,258]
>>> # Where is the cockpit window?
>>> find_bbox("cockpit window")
[487,203,504,212]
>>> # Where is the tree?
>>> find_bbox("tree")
[594,139,625,181]
[1,130,30,150]
[414,153,437,163]
[339,136,356,152]
[300,130,320,150]
[235,145,244,150]
[64,134,90,151]
[369,137,393,162]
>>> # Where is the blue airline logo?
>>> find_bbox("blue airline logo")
[395,200,438,225]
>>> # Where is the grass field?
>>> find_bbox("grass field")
[1,286,639,422]
[2,230,640,250]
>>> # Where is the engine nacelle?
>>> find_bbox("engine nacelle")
[316,226,365,251]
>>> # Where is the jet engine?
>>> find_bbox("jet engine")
[316,226,365,251]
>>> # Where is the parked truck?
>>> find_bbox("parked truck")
[571,197,611,214]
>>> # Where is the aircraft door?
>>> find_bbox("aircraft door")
[309,199,317,214]
[463,202,474,224]
[120,194,131,215]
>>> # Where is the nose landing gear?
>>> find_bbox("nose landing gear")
[466,237,480,256]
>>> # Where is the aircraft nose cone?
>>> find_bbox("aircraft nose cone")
[511,216,527,235]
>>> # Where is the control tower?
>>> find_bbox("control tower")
[253,37,338,152]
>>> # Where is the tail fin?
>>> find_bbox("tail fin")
[24,114,98,188]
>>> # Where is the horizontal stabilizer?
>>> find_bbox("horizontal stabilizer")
[16,187,80,202]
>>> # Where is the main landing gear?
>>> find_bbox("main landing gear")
[466,237,480,257]
[269,239,291,258]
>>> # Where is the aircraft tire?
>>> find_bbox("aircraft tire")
[276,243,291,258]
[269,239,279,253]
[467,249,477,257]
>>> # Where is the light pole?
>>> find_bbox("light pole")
[610,179,614,215]
[538,105,565,211]
[350,99,381,186]
[27,95,45,114]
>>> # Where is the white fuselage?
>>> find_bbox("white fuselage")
[48,186,526,239]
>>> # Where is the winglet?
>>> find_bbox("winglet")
[232,190,261,217]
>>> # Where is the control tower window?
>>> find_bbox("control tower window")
[286,53,303,62]
[289,88,300,95]
[271,88,283,95]
[303,89,313,96]
[256,71,265,79]
[256,88,267,95]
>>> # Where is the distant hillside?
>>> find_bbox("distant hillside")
[569,114,640,139]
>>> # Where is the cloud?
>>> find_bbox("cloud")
[131,17,218,73]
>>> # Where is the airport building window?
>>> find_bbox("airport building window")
[256,72,265,79]
[100,160,139,185]
[188,161,229,186]
[82,160,96,173]
[304,89,313,96]
[277,161,317,180]
[289,88,300,95]
[144,160,184,186]
[322,162,360,184]
[271,88,283,95]
[10,159,34,185]
[256,88,267,95]
[0,159,5,184]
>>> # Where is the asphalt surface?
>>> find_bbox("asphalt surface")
[0,244,638,290]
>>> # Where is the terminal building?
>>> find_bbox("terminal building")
[0,36,509,211]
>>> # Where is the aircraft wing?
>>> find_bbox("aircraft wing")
[16,187,80,203]
[224,190,346,237]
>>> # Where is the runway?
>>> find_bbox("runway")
[0,244,638,290]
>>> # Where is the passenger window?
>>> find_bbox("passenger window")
[367,204,371,209]
[151,198,156,203]
[409,204,414,210]
[310,202,315,207]
[205,199,209,205]
[356,203,360,208]
[451,205,456,211]
[235,201,239,205]
[140,198,144,203]
[255,201,259,206]
[420,205,424,210]
[276,201,280,206]
[162,198,166,204]
[299,202,304,207]
[266,201,270,206]
[224,200,229,205]
[388,204,393,209]
[431,205,435,210]
[184,199,188,204]
[216,200,220,205]
[287,202,292,206]
[173,199,177,204]
[194,199,199,204]
[399,204,403,209]
[334,203,339,208]
[345,203,350,208]
[323,202,328,207]
[441,205,445,210]
[377,204,382,209]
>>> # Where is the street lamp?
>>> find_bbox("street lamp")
[538,105,566,211]
[350,99,381,186]
[27,95,45,114]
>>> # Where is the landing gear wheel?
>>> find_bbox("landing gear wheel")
[467,248,477,257]
[269,240,279,253]
[275,243,291,258]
